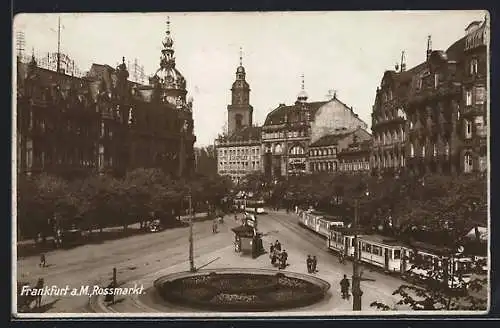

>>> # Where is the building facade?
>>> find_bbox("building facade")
[337,137,372,174]
[215,52,262,184]
[16,18,196,179]
[371,17,489,176]
[261,81,367,179]
[309,128,371,173]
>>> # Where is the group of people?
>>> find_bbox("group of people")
[269,240,288,269]
[306,255,318,273]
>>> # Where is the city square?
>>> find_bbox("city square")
[13,11,489,316]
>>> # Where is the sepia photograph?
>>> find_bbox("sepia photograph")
[12,10,489,317]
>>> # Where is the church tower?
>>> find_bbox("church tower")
[227,47,253,135]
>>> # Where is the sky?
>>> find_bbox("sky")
[13,11,486,146]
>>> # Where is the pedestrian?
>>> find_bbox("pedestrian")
[39,253,46,268]
[270,243,275,255]
[280,249,288,269]
[34,278,44,308]
[274,240,281,251]
[212,219,218,233]
[104,280,115,304]
[306,255,312,273]
[340,274,350,299]
[312,256,318,273]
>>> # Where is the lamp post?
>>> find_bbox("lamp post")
[187,193,196,272]
[352,184,369,311]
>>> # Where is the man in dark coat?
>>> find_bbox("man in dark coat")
[312,256,318,273]
[274,240,281,251]
[306,255,312,273]
[340,274,350,299]
[280,249,288,269]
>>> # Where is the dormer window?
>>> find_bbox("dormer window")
[417,78,423,90]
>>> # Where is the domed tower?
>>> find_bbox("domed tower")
[115,56,129,98]
[296,74,308,104]
[151,17,187,107]
[227,47,253,135]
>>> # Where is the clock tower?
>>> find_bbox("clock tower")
[227,48,253,135]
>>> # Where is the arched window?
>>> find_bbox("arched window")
[410,143,415,158]
[274,144,282,154]
[464,153,473,173]
[444,141,450,157]
[421,144,426,157]
[289,145,304,155]
[235,114,243,129]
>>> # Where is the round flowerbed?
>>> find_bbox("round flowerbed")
[155,269,330,311]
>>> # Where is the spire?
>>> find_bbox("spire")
[297,73,308,103]
[400,50,406,72]
[29,47,37,66]
[239,46,243,66]
[426,35,432,61]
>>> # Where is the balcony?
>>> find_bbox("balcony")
[461,104,485,117]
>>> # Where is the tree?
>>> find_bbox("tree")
[370,253,488,311]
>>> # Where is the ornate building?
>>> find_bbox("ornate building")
[309,127,371,173]
[16,18,196,178]
[127,18,195,177]
[371,17,489,176]
[17,53,101,178]
[261,77,367,179]
[370,55,413,177]
[215,50,262,184]
[461,20,488,173]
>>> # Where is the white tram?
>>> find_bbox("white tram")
[327,228,358,258]
[299,210,344,238]
[357,234,405,273]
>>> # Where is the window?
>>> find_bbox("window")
[433,144,437,157]
[421,144,425,157]
[26,139,33,170]
[465,120,472,139]
[475,87,486,105]
[98,145,104,169]
[434,74,440,89]
[394,250,401,260]
[235,114,243,129]
[464,153,473,173]
[470,58,478,75]
[100,121,105,137]
[417,78,423,90]
[466,89,473,106]
[444,142,450,157]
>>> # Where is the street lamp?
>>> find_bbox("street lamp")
[186,192,196,272]
[352,183,369,311]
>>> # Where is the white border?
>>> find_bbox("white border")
[11,10,492,319]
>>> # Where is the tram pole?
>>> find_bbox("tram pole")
[188,194,195,272]
[352,198,363,311]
